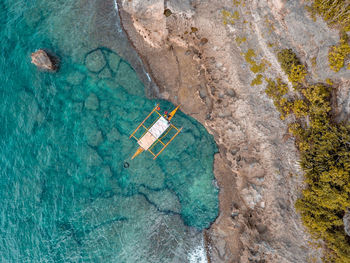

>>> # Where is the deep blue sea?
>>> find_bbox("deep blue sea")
[0,0,218,262]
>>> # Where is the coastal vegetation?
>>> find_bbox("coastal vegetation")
[251,74,263,86]
[328,33,350,72]
[266,48,350,262]
[233,0,246,7]
[221,9,240,25]
[305,0,350,32]
[263,2,350,258]
[235,36,247,45]
[244,49,265,73]
[306,0,350,72]
[277,49,307,84]
[222,0,350,260]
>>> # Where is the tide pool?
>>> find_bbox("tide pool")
[0,0,219,262]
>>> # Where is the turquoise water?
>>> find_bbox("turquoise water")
[0,0,218,262]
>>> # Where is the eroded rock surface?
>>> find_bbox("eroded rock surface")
[120,0,166,47]
[344,210,350,237]
[118,0,349,262]
[31,49,57,71]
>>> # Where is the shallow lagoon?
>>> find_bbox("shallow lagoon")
[0,0,218,262]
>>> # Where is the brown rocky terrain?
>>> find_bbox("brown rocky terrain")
[31,49,58,71]
[116,0,349,262]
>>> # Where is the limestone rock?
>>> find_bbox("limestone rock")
[120,0,167,47]
[344,210,350,237]
[166,0,194,17]
[31,49,57,71]
[241,186,262,209]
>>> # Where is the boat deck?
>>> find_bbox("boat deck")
[138,117,169,150]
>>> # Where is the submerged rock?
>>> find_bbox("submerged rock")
[31,49,58,71]
[85,93,99,111]
[85,49,106,73]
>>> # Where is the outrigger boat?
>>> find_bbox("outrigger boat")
[129,104,183,160]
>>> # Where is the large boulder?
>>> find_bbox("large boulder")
[31,49,58,71]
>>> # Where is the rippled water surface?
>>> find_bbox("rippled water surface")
[0,0,218,262]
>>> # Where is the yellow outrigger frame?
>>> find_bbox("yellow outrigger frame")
[129,104,183,160]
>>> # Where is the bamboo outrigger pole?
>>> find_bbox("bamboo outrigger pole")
[129,104,159,139]
[153,127,182,160]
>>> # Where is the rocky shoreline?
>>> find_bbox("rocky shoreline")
[115,0,349,262]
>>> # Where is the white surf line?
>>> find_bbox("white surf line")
[188,235,208,263]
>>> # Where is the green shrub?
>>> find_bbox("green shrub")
[277,49,301,76]
[275,97,293,120]
[265,78,288,99]
[244,48,256,63]
[292,99,308,118]
[235,36,247,45]
[222,10,240,25]
[266,50,350,262]
[265,78,292,119]
[328,34,350,72]
[301,83,331,124]
[296,122,350,263]
[306,0,350,32]
[277,49,307,84]
[326,78,333,85]
[306,1,349,73]
[244,49,266,73]
[289,64,307,84]
[250,63,265,73]
[251,74,263,85]
[290,83,350,262]
[288,122,306,140]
